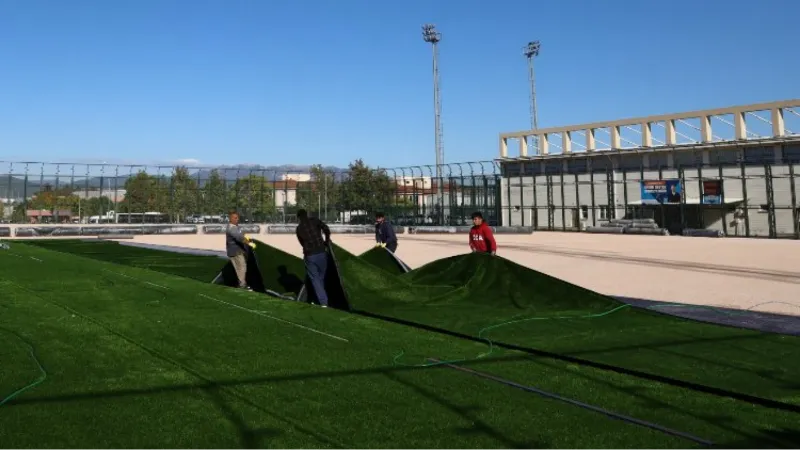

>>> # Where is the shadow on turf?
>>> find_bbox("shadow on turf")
[383,372,545,448]
[717,428,800,448]
[524,357,798,449]
[353,310,800,415]
[4,354,536,408]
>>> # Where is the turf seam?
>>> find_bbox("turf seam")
[197,293,349,343]
[428,358,715,446]
[355,309,800,415]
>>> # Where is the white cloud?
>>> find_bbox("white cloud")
[174,158,201,166]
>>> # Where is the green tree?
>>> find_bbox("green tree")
[168,166,199,222]
[120,171,160,213]
[83,196,116,217]
[338,159,396,214]
[295,165,339,221]
[201,169,227,215]
[228,174,275,220]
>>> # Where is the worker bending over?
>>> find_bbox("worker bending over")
[468,211,497,255]
[374,212,398,253]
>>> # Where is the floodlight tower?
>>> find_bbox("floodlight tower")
[524,41,541,130]
[422,24,444,183]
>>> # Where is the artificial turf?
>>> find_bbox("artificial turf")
[6,239,800,448]
[23,237,800,407]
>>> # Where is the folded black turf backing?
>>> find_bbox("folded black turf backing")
[212,247,267,294]
[297,244,351,311]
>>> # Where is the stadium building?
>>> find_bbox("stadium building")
[497,99,800,238]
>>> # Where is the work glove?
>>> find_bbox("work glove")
[244,234,252,241]
[380,243,387,248]
[248,242,257,249]
[374,243,381,248]
[490,251,496,256]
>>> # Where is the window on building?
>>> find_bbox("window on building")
[580,205,589,220]
[744,147,775,165]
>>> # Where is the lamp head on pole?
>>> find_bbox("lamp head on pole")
[524,41,541,58]
[422,24,441,44]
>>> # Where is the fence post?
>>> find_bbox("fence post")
[718,164,727,237]
[739,158,750,237]
[790,163,799,240]
[765,163,776,239]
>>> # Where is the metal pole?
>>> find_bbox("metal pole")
[423,24,444,223]
[524,41,541,131]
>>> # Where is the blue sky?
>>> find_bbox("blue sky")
[1,0,798,169]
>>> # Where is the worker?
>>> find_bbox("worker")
[468,211,497,255]
[226,211,254,290]
[374,212,398,253]
[295,209,332,307]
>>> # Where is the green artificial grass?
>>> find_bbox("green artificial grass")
[3,241,800,447]
[20,238,800,409]
[357,246,409,275]
[0,244,798,450]
[21,239,223,283]
[0,243,712,449]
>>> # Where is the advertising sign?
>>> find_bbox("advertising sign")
[701,180,724,205]
[640,180,682,205]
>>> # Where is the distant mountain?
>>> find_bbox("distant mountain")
[0,175,42,198]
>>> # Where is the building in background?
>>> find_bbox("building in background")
[497,99,800,238]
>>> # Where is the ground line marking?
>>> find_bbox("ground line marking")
[428,358,714,447]
[100,269,170,290]
[198,293,349,343]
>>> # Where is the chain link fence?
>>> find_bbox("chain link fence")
[0,161,502,227]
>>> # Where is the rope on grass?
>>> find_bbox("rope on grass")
[0,328,48,407]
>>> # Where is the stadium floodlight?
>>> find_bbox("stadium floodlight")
[523,41,541,131]
[422,23,444,224]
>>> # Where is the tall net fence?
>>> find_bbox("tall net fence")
[0,161,502,226]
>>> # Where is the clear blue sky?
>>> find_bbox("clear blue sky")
[1,0,798,169]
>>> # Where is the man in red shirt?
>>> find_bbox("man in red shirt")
[469,211,497,255]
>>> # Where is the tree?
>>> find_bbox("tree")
[295,165,339,221]
[228,174,275,220]
[168,166,199,222]
[337,159,396,214]
[201,169,227,215]
[83,196,116,217]
[120,171,161,213]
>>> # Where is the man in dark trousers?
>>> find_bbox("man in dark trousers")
[374,212,398,253]
[295,209,332,307]
[226,211,253,290]
[468,211,497,255]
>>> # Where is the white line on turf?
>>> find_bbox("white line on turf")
[29,256,43,262]
[198,293,349,343]
[100,269,170,290]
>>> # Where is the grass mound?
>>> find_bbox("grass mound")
[359,247,410,275]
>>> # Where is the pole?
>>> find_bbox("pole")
[528,55,539,130]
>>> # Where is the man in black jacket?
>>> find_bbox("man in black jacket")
[374,212,398,253]
[295,209,332,307]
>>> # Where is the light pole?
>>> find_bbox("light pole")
[422,23,444,222]
[523,41,541,131]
